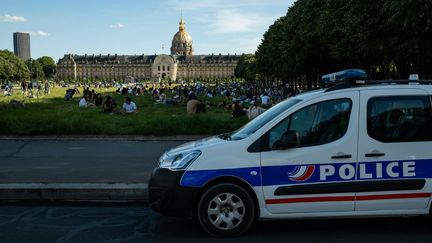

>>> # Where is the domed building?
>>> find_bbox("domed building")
[57,17,240,82]
[171,17,193,56]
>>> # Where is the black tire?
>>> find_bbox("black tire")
[197,183,255,237]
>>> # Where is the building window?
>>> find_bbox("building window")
[158,66,160,71]
[167,66,170,71]
[163,66,165,71]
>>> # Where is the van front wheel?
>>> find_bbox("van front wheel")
[197,183,255,236]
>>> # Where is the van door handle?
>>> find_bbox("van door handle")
[331,154,352,159]
[365,152,386,157]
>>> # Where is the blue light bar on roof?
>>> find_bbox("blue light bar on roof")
[321,69,367,84]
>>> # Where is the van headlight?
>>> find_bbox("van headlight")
[158,150,202,170]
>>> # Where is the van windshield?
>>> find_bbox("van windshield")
[224,98,302,140]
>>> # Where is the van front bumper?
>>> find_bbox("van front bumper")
[148,168,200,218]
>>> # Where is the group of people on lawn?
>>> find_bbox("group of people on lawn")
[77,89,265,119]
[186,90,269,120]
[78,87,137,114]
[74,85,269,119]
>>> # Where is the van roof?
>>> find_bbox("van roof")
[293,83,432,102]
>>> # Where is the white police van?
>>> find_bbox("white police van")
[149,69,432,236]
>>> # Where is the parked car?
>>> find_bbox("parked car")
[149,69,432,236]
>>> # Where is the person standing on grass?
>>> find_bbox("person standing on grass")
[21,81,28,97]
[261,92,271,108]
[122,97,137,114]
[44,80,50,94]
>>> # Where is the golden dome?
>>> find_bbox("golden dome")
[172,29,192,43]
[171,16,193,56]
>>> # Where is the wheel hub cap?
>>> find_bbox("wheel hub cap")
[207,193,245,230]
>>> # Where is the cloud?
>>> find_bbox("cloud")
[109,23,124,29]
[172,0,290,11]
[196,35,261,55]
[171,0,291,34]
[196,9,273,34]
[172,0,220,10]
[0,14,27,23]
[30,31,50,37]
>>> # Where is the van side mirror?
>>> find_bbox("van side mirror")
[272,130,300,150]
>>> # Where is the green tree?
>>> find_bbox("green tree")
[381,0,432,79]
[37,56,56,79]
[235,54,257,82]
[0,50,30,81]
[255,0,432,86]
[0,56,14,82]
[256,16,288,83]
[25,59,45,81]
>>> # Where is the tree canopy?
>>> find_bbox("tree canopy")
[37,56,56,79]
[0,50,58,83]
[235,54,257,82]
[255,0,432,88]
[25,59,45,81]
[0,50,30,82]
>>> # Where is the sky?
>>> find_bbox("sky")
[0,0,294,62]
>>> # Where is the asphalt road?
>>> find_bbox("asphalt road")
[0,205,431,243]
[0,140,184,184]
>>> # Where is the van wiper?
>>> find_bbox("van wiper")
[218,132,232,140]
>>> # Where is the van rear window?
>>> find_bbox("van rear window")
[367,96,432,142]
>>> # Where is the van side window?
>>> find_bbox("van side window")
[367,96,432,142]
[269,99,352,149]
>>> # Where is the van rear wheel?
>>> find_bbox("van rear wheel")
[197,183,255,236]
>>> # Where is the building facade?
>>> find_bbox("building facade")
[57,18,240,82]
[13,32,31,60]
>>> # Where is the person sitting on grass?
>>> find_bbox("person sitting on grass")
[79,95,87,107]
[103,96,117,113]
[27,88,34,98]
[246,100,266,120]
[155,89,167,104]
[231,99,246,118]
[64,88,79,101]
[3,84,12,96]
[122,97,138,114]
[94,93,103,107]
[79,94,94,107]
[187,92,206,114]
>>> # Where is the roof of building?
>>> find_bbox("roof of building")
[58,53,240,65]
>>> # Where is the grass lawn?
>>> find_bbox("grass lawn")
[0,87,248,135]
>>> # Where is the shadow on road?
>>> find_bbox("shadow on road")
[0,206,431,243]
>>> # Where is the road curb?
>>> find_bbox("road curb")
[0,183,148,202]
[0,135,207,142]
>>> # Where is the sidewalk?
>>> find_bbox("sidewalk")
[0,183,148,202]
[0,134,208,141]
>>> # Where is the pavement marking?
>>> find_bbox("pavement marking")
[67,147,87,150]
